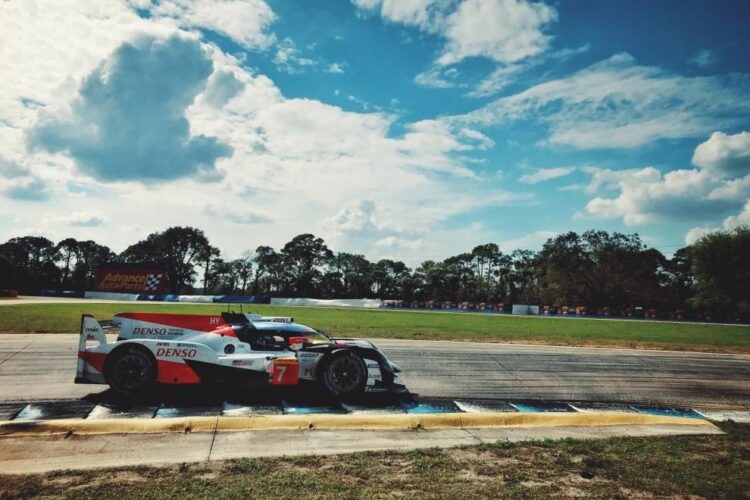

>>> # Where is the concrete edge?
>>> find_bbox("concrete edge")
[0,412,717,437]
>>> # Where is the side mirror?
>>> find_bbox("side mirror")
[288,336,307,351]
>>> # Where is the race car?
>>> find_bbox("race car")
[75,311,405,397]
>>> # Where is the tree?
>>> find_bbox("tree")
[200,246,221,293]
[535,231,665,307]
[121,226,213,293]
[471,243,501,302]
[232,254,253,295]
[414,260,448,301]
[443,253,475,302]
[331,252,373,298]
[372,259,411,299]
[56,238,80,290]
[0,236,60,292]
[662,247,694,310]
[281,234,333,297]
[509,249,540,304]
[71,240,115,291]
[688,227,750,318]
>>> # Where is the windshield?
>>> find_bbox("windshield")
[304,329,333,345]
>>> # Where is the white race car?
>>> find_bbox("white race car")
[76,312,405,397]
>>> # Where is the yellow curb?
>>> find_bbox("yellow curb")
[0,412,716,437]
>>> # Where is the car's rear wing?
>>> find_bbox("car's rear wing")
[76,315,108,381]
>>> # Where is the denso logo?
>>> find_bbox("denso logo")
[133,327,167,335]
[155,347,197,358]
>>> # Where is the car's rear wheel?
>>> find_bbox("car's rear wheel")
[105,345,156,396]
[321,351,367,397]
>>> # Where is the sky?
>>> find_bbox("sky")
[1,0,749,265]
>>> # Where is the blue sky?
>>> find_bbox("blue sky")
[1,0,749,264]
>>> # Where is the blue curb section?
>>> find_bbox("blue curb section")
[5,399,716,421]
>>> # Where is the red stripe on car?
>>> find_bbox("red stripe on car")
[78,351,107,373]
[116,312,231,334]
[156,359,201,384]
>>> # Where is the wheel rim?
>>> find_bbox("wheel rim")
[326,354,364,394]
[111,352,151,391]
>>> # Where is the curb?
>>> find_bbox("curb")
[0,412,717,437]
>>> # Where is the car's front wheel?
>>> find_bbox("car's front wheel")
[320,351,367,397]
[105,344,156,396]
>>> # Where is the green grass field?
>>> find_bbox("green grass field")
[2,422,748,499]
[1,302,749,352]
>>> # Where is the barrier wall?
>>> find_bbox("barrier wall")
[85,291,142,301]
[84,292,269,304]
[270,298,382,308]
[512,304,540,315]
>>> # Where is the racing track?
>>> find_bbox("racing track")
[1,334,749,410]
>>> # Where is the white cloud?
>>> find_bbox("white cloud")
[327,62,346,74]
[467,44,589,98]
[497,230,558,252]
[354,0,557,67]
[44,210,107,227]
[437,0,557,66]
[1,178,51,202]
[724,200,750,230]
[273,38,315,73]
[330,200,379,233]
[0,0,527,265]
[456,53,750,149]
[582,131,750,236]
[692,131,750,177]
[685,226,716,245]
[351,0,448,32]
[414,67,461,88]
[28,35,232,182]
[685,200,750,245]
[130,0,276,49]
[584,166,745,225]
[207,206,272,224]
[468,63,524,96]
[689,49,716,67]
[518,166,574,184]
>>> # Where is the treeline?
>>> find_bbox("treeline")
[1,226,748,318]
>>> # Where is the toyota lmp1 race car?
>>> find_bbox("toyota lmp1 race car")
[75,312,405,397]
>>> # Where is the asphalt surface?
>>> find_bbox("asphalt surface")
[1,334,748,408]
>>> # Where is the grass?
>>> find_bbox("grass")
[1,303,750,353]
[1,421,748,499]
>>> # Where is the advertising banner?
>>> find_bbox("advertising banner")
[94,264,168,294]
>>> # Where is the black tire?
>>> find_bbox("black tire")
[320,351,367,397]
[105,344,157,396]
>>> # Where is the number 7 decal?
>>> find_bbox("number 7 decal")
[271,358,299,385]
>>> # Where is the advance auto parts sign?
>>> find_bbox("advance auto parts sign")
[94,265,168,294]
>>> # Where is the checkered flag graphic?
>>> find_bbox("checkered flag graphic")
[144,273,163,291]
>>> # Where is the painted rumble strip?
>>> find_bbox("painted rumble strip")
[4,398,749,425]
[0,411,717,436]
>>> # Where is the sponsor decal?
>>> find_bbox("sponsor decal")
[132,327,183,336]
[155,347,197,358]
[297,352,322,359]
[84,327,99,333]
[94,265,168,293]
